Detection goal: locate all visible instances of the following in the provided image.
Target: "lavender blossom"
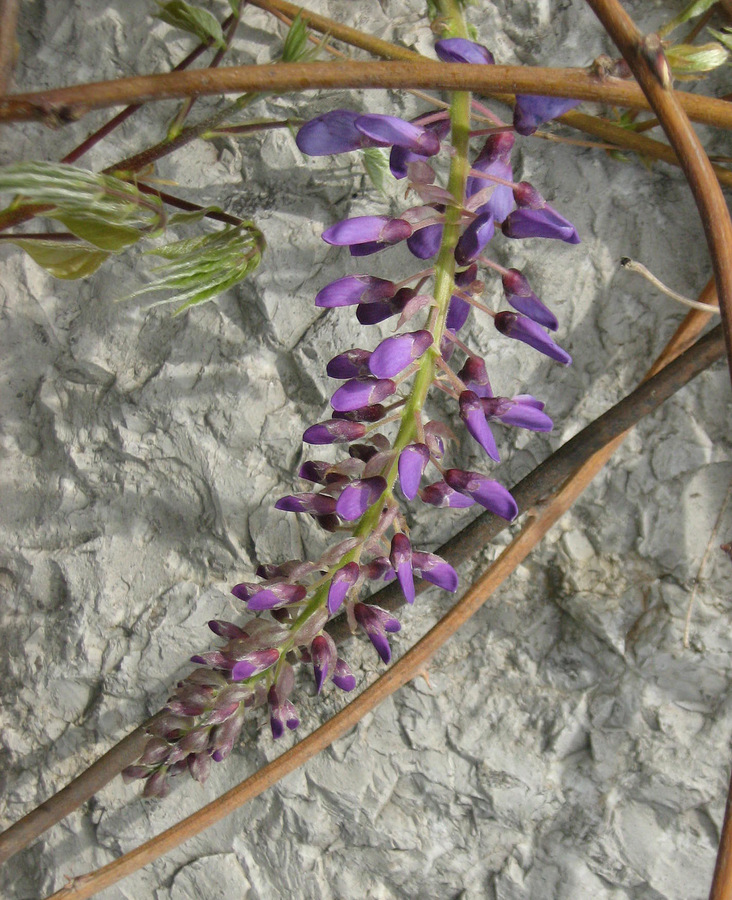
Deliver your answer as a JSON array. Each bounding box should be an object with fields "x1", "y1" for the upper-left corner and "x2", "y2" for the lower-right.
[
  {"x1": 407, "y1": 222, "x2": 444, "y2": 259},
  {"x1": 494, "y1": 311, "x2": 572, "y2": 365},
  {"x1": 446, "y1": 295, "x2": 471, "y2": 334},
  {"x1": 435, "y1": 38, "x2": 495, "y2": 65},
  {"x1": 354, "y1": 603, "x2": 401, "y2": 663},
  {"x1": 421, "y1": 481, "x2": 476, "y2": 509},
  {"x1": 296, "y1": 109, "x2": 380, "y2": 156},
  {"x1": 444, "y1": 469, "x2": 518, "y2": 520},
  {"x1": 466, "y1": 132, "x2": 515, "y2": 223},
  {"x1": 315, "y1": 275, "x2": 396, "y2": 308},
  {"x1": 327, "y1": 348, "x2": 373, "y2": 379},
  {"x1": 303, "y1": 420, "x2": 367, "y2": 445},
  {"x1": 412, "y1": 551, "x2": 458, "y2": 592},
  {"x1": 355, "y1": 114, "x2": 441, "y2": 156},
  {"x1": 332, "y1": 658, "x2": 357, "y2": 691},
  {"x1": 455, "y1": 212, "x2": 495, "y2": 265},
  {"x1": 481, "y1": 395, "x2": 553, "y2": 432},
  {"x1": 335, "y1": 476, "x2": 387, "y2": 520},
  {"x1": 310, "y1": 632, "x2": 337, "y2": 692},
  {"x1": 275, "y1": 493, "x2": 338, "y2": 515},
  {"x1": 458, "y1": 356, "x2": 492, "y2": 397},
  {"x1": 459, "y1": 390, "x2": 500, "y2": 461},
  {"x1": 502, "y1": 204, "x2": 580, "y2": 244},
  {"x1": 246, "y1": 583, "x2": 307, "y2": 612},
  {"x1": 331, "y1": 377, "x2": 397, "y2": 412},
  {"x1": 501, "y1": 268, "x2": 558, "y2": 331},
  {"x1": 398, "y1": 443, "x2": 430, "y2": 500},
  {"x1": 327, "y1": 562, "x2": 361, "y2": 615},
  {"x1": 390, "y1": 533, "x2": 415, "y2": 604},
  {"x1": 369, "y1": 330, "x2": 433, "y2": 378},
  {"x1": 322, "y1": 216, "x2": 412, "y2": 248},
  {"x1": 231, "y1": 647, "x2": 280, "y2": 681},
  {"x1": 513, "y1": 95, "x2": 581, "y2": 136}
]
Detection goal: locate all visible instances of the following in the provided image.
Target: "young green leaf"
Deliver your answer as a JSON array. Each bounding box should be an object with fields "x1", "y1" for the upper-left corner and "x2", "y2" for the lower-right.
[
  {"x1": 666, "y1": 41, "x2": 728, "y2": 77},
  {"x1": 124, "y1": 223, "x2": 265, "y2": 314},
  {"x1": 658, "y1": 0, "x2": 717, "y2": 38},
  {"x1": 361, "y1": 148, "x2": 394, "y2": 197},
  {"x1": 154, "y1": 1, "x2": 225, "y2": 47},
  {"x1": 708, "y1": 27, "x2": 732, "y2": 54},
  {"x1": 5, "y1": 237, "x2": 110, "y2": 279},
  {"x1": 282, "y1": 12, "x2": 309, "y2": 63}
]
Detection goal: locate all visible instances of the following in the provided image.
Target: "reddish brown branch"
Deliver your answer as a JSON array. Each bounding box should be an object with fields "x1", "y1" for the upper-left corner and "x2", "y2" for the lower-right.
[
  {"x1": 2, "y1": 60, "x2": 732, "y2": 129},
  {"x1": 0, "y1": 0, "x2": 19, "y2": 97}
]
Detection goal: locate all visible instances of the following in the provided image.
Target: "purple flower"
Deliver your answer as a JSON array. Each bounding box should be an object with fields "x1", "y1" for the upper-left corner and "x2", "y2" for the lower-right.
[
  {"x1": 407, "y1": 223, "x2": 444, "y2": 259},
  {"x1": 501, "y1": 268, "x2": 558, "y2": 331},
  {"x1": 444, "y1": 469, "x2": 518, "y2": 520},
  {"x1": 268, "y1": 684, "x2": 299, "y2": 739},
  {"x1": 457, "y1": 356, "x2": 492, "y2": 398},
  {"x1": 303, "y1": 420, "x2": 367, "y2": 444},
  {"x1": 494, "y1": 311, "x2": 572, "y2": 365},
  {"x1": 481, "y1": 395, "x2": 553, "y2": 432},
  {"x1": 390, "y1": 533, "x2": 414, "y2": 604},
  {"x1": 398, "y1": 443, "x2": 430, "y2": 500},
  {"x1": 275, "y1": 493, "x2": 338, "y2": 515},
  {"x1": 322, "y1": 216, "x2": 412, "y2": 248},
  {"x1": 513, "y1": 95, "x2": 581, "y2": 136},
  {"x1": 466, "y1": 132, "x2": 515, "y2": 223},
  {"x1": 446, "y1": 295, "x2": 471, "y2": 333},
  {"x1": 354, "y1": 603, "x2": 401, "y2": 663},
  {"x1": 459, "y1": 390, "x2": 500, "y2": 462},
  {"x1": 298, "y1": 460, "x2": 334, "y2": 484},
  {"x1": 246, "y1": 582, "x2": 307, "y2": 611},
  {"x1": 296, "y1": 109, "x2": 380, "y2": 156},
  {"x1": 421, "y1": 481, "x2": 476, "y2": 509},
  {"x1": 390, "y1": 117, "x2": 450, "y2": 178},
  {"x1": 455, "y1": 212, "x2": 495, "y2": 266},
  {"x1": 327, "y1": 561, "x2": 361, "y2": 614},
  {"x1": 355, "y1": 114, "x2": 440, "y2": 156},
  {"x1": 315, "y1": 275, "x2": 396, "y2": 308},
  {"x1": 412, "y1": 551, "x2": 458, "y2": 592},
  {"x1": 230, "y1": 647, "x2": 280, "y2": 682},
  {"x1": 369, "y1": 330, "x2": 433, "y2": 378},
  {"x1": 332, "y1": 657, "x2": 357, "y2": 691},
  {"x1": 356, "y1": 287, "x2": 413, "y2": 325},
  {"x1": 335, "y1": 476, "x2": 387, "y2": 521},
  {"x1": 331, "y1": 404, "x2": 387, "y2": 423},
  {"x1": 502, "y1": 206, "x2": 580, "y2": 244},
  {"x1": 331, "y1": 377, "x2": 396, "y2": 412},
  {"x1": 435, "y1": 38, "x2": 495, "y2": 65},
  {"x1": 208, "y1": 619, "x2": 246, "y2": 640},
  {"x1": 311, "y1": 632, "x2": 337, "y2": 692},
  {"x1": 327, "y1": 348, "x2": 372, "y2": 379},
  {"x1": 210, "y1": 705, "x2": 246, "y2": 762}
]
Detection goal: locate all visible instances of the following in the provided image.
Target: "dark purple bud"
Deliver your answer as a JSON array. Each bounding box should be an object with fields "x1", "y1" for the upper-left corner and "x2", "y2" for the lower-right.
[
  {"x1": 482, "y1": 395, "x2": 553, "y2": 432},
  {"x1": 323, "y1": 216, "x2": 412, "y2": 248},
  {"x1": 356, "y1": 287, "x2": 413, "y2": 325},
  {"x1": 315, "y1": 274, "x2": 396, "y2": 308},
  {"x1": 501, "y1": 268, "x2": 558, "y2": 331},
  {"x1": 363, "y1": 556, "x2": 394, "y2": 581},
  {"x1": 502, "y1": 207, "x2": 580, "y2": 244},
  {"x1": 247, "y1": 582, "x2": 307, "y2": 611},
  {"x1": 121, "y1": 765, "x2": 150, "y2": 783},
  {"x1": 230, "y1": 581, "x2": 260, "y2": 602},
  {"x1": 349, "y1": 443, "x2": 379, "y2": 463},
  {"x1": 208, "y1": 619, "x2": 246, "y2": 640},
  {"x1": 466, "y1": 132, "x2": 515, "y2": 223},
  {"x1": 389, "y1": 116, "x2": 450, "y2": 178},
  {"x1": 332, "y1": 404, "x2": 387, "y2": 423},
  {"x1": 311, "y1": 632, "x2": 337, "y2": 691},
  {"x1": 459, "y1": 390, "x2": 500, "y2": 462},
  {"x1": 335, "y1": 476, "x2": 387, "y2": 521},
  {"x1": 203, "y1": 701, "x2": 242, "y2": 726},
  {"x1": 188, "y1": 753, "x2": 212, "y2": 784},
  {"x1": 454, "y1": 263, "x2": 478, "y2": 287},
  {"x1": 412, "y1": 551, "x2": 459, "y2": 592},
  {"x1": 369, "y1": 330, "x2": 433, "y2": 378},
  {"x1": 407, "y1": 223, "x2": 444, "y2": 259},
  {"x1": 332, "y1": 657, "x2": 357, "y2": 692},
  {"x1": 513, "y1": 95, "x2": 581, "y2": 136},
  {"x1": 455, "y1": 212, "x2": 495, "y2": 266},
  {"x1": 327, "y1": 348, "x2": 372, "y2": 379},
  {"x1": 398, "y1": 443, "x2": 430, "y2": 500},
  {"x1": 494, "y1": 312, "x2": 572, "y2": 365},
  {"x1": 210, "y1": 705, "x2": 246, "y2": 761},
  {"x1": 327, "y1": 561, "x2": 361, "y2": 614},
  {"x1": 230, "y1": 647, "x2": 280, "y2": 681},
  {"x1": 354, "y1": 602, "x2": 401, "y2": 664},
  {"x1": 444, "y1": 469, "x2": 518, "y2": 520},
  {"x1": 390, "y1": 533, "x2": 414, "y2": 604},
  {"x1": 139, "y1": 737, "x2": 172, "y2": 767},
  {"x1": 190, "y1": 650, "x2": 230, "y2": 669},
  {"x1": 296, "y1": 109, "x2": 378, "y2": 155},
  {"x1": 513, "y1": 181, "x2": 546, "y2": 210},
  {"x1": 268, "y1": 685, "x2": 299, "y2": 739},
  {"x1": 298, "y1": 460, "x2": 331, "y2": 483},
  {"x1": 355, "y1": 114, "x2": 440, "y2": 156},
  {"x1": 275, "y1": 493, "x2": 338, "y2": 515},
  {"x1": 435, "y1": 38, "x2": 495, "y2": 65},
  {"x1": 457, "y1": 356, "x2": 492, "y2": 398},
  {"x1": 446, "y1": 295, "x2": 471, "y2": 334},
  {"x1": 143, "y1": 770, "x2": 171, "y2": 799},
  {"x1": 303, "y1": 419, "x2": 367, "y2": 445},
  {"x1": 331, "y1": 377, "x2": 396, "y2": 412},
  {"x1": 179, "y1": 728, "x2": 211, "y2": 755}
]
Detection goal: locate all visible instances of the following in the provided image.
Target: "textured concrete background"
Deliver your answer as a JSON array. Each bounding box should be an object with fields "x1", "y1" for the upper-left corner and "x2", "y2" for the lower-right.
[{"x1": 1, "y1": 1, "x2": 732, "y2": 898}]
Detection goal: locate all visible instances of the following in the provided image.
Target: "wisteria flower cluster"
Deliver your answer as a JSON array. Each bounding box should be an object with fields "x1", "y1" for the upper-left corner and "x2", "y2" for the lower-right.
[{"x1": 124, "y1": 37, "x2": 579, "y2": 798}]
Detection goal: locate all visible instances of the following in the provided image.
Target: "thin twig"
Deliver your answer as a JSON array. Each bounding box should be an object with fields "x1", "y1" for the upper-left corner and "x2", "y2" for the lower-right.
[
  {"x1": 61, "y1": 13, "x2": 236, "y2": 165},
  {"x1": 2, "y1": 59, "x2": 732, "y2": 129},
  {"x1": 43, "y1": 324, "x2": 727, "y2": 900},
  {"x1": 621, "y1": 257, "x2": 721, "y2": 312},
  {"x1": 0, "y1": 0, "x2": 19, "y2": 97}
]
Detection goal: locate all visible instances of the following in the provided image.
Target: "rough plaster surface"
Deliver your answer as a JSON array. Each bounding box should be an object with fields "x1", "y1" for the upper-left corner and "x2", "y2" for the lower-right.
[{"x1": 1, "y1": 1, "x2": 731, "y2": 898}]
